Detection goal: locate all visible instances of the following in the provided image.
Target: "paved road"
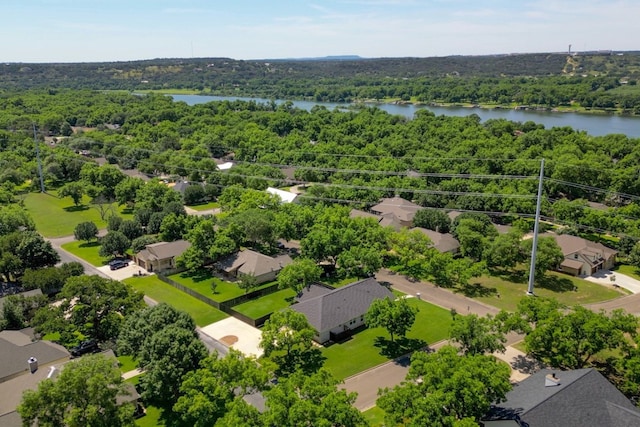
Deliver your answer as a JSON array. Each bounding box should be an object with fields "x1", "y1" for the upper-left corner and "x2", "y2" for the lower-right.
[
  {"x1": 586, "y1": 292, "x2": 640, "y2": 315},
  {"x1": 342, "y1": 270, "x2": 527, "y2": 411}
]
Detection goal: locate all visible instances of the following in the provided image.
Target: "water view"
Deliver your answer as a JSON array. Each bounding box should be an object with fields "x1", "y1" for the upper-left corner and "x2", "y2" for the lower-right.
[{"x1": 172, "y1": 94, "x2": 640, "y2": 138}]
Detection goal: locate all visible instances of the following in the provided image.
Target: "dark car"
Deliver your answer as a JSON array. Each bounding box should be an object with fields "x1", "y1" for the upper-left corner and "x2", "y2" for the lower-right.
[
  {"x1": 109, "y1": 259, "x2": 129, "y2": 270},
  {"x1": 71, "y1": 339, "x2": 99, "y2": 357}
]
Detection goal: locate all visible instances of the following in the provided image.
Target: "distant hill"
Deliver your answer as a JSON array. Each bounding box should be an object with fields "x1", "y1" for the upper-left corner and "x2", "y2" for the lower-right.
[{"x1": 263, "y1": 55, "x2": 364, "y2": 62}]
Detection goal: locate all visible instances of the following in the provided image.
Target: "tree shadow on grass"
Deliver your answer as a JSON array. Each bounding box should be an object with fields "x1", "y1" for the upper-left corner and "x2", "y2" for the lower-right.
[
  {"x1": 78, "y1": 241, "x2": 100, "y2": 248},
  {"x1": 373, "y1": 336, "x2": 427, "y2": 359},
  {"x1": 490, "y1": 268, "x2": 527, "y2": 284},
  {"x1": 179, "y1": 269, "x2": 212, "y2": 283},
  {"x1": 455, "y1": 282, "x2": 498, "y2": 298},
  {"x1": 536, "y1": 274, "x2": 576, "y2": 293},
  {"x1": 63, "y1": 205, "x2": 89, "y2": 212}
]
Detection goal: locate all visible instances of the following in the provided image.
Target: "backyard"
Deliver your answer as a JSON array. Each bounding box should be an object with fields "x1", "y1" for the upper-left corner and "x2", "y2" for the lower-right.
[
  {"x1": 124, "y1": 276, "x2": 227, "y2": 327},
  {"x1": 231, "y1": 287, "x2": 297, "y2": 319},
  {"x1": 321, "y1": 297, "x2": 452, "y2": 380},
  {"x1": 167, "y1": 270, "x2": 275, "y2": 303},
  {"x1": 23, "y1": 190, "x2": 132, "y2": 237}
]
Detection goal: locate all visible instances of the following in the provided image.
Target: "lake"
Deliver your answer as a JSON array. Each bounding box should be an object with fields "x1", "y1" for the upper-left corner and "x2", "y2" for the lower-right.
[{"x1": 171, "y1": 94, "x2": 640, "y2": 138}]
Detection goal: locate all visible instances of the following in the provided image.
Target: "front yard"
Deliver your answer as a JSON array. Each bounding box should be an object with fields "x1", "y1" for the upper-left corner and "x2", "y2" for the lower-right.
[
  {"x1": 60, "y1": 240, "x2": 107, "y2": 267},
  {"x1": 322, "y1": 297, "x2": 452, "y2": 380},
  {"x1": 459, "y1": 270, "x2": 624, "y2": 312},
  {"x1": 124, "y1": 276, "x2": 227, "y2": 327}
]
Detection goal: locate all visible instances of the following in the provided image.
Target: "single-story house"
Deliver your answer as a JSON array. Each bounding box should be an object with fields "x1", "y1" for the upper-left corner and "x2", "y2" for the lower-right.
[
  {"x1": 291, "y1": 278, "x2": 394, "y2": 344},
  {"x1": 217, "y1": 249, "x2": 292, "y2": 284},
  {"x1": 133, "y1": 240, "x2": 191, "y2": 273},
  {"x1": 370, "y1": 196, "x2": 422, "y2": 227},
  {"x1": 411, "y1": 227, "x2": 460, "y2": 254},
  {"x1": 543, "y1": 233, "x2": 617, "y2": 276},
  {"x1": 483, "y1": 368, "x2": 640, "y2": 426},
  {"x1": 266, "y1": 187, "x2": 298, "y2": 204},
  {"x1": 0, "y1": 289, "x2": 43, "y2": 312}
]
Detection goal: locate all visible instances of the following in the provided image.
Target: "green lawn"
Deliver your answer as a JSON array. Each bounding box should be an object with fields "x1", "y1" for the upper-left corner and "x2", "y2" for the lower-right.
[
  {"x1": 186, "y1": 201, "x2": 220, "y2": 211},
  {"x1": 363, "y1": 406, "x2": 386, "y2": 426},
  {"x1": 124, "y1": 276, "x2": 228, "y2": 327},
  {"x1": 61, "y1": 240, "x2": 107, "y2": 266},
  {"x1": 615, "y1": 264, "x2": 640, "y2": 281},
  {"x1": 322, "y1": 276, "x2": 360, "y2": 288},
  {"x1": 23, "y1": 191, "x2": 132, "y2": 238},
  {"x1": 322, "y1": 298, "x2": 452, "y2": 380},
  {"x1": 135, "y1": 406, "x2": 163, "y2": 427},
  {"x1": 117, "y1": 355, "x2": 138, "y2": 373},
  {"x1": 232, "y1": 288, "x2": 297, "y2": 319},
  {"x1": 460, "y1": 270, "x2": 623, "y2": 312},
  {"x1": 167, "y1": 270, "x2": 256, "y2": 302}
]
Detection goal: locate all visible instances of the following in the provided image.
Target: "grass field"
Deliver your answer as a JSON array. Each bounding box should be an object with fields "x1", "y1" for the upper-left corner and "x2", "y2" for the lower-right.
[
  {"x1": 167, "y1": 270, "x2": 274, "y2": 303},
  {"x1": 117, "y1": 355, "x2": 138, "y2": 373},
  {"x1": 322, "y1": 298, "x2": 452, "y2": 380},
  {"x1": 615, "y1": 264, "x2": 640, "y2": 281},
  {"x1": 363, "y1": 406, "x2": 386, "y2": 426},
  {"x1": 460, "y1": 270, "x2": 623, "y2": 312},
  {"x1": 124, "y1": 276, "x2": 227, "y2": 326},
  {"x1": 61, "y1": 240, "x2": 107, "y2": 266},
  {"x1": 322, "y1": 276, "x2": 360, "y2": 288},
  {"x1": 232, "y1": 288, "x2": 297, "y2": 319},
  {"x1": 23, "y1": 191, "x2": 132, "y2": 237}
]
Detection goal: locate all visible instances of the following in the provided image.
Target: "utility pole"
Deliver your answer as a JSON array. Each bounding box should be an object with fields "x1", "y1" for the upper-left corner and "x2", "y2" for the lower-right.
[
  {"x1": 527, "y1": 158, "x2": 545, "y2": 295},
  {"x1": 33, "y1": 124, "x2": 45, "y2": 193}
]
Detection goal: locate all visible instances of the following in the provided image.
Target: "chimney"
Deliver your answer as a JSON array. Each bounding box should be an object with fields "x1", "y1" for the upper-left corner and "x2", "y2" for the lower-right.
[
  {"x1": 545, "y1": 372, "x2": 560, "y2": 387},
  {"x1": 28, "y1": 357, "x2": 38, "y2": 374}
]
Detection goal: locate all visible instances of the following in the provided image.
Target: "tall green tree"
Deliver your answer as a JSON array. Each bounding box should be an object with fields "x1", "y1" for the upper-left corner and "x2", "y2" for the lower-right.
[
  {"x1": 449, "y1": 313, "x2": 506, "y2": 355},
  {"x1": 260, "y1": 309, "x2": 320, "y2": 376},
  {"x1": 413, "y1": 208, "x2": 451, "y2": 233},
  {"x1": 58, "y1": 181, "x2": 86, "y2": 206},
  {"x1": 276, "y1": 258, "x2": 322, "y2": 294},
  {"x1": 521, "y1": 235, "x2": 564, "y2": 280},
  {"x1": 18, "y1": 354, "x2": 136, "y2": 427},
  {"x1": 377, "y1": 346, "x2": 512, "y2": 426},
  {"x1": 74, "y1": 220, "x2": 99, "y2": 243},
  {"x1": 99, "y1": 231, "x2": 130, "y2": 258},
  {"x1": 365, "y1": 297, "x2": 418, "y2": 343}
]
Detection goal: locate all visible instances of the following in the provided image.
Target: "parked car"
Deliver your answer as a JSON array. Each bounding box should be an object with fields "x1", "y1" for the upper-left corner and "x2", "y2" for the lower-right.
[
  {"x1": 109, "y1": 259, "x2": 129, "y2": 270},
  {"x1": 71, "y1": 339, "x2": 99, "y2": 357}
]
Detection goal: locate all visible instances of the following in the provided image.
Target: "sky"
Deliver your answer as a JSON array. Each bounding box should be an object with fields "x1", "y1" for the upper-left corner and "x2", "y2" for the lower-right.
[{"x1": 0, "y1": 0, "x2": 637, "y2": 63}]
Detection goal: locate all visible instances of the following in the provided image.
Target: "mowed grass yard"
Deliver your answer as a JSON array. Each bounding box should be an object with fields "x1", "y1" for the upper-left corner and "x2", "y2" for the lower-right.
[
  {"x1": 232, "y1": 288, "x2": 297, "y2": 319},
  {"x1": 167, "y1": 270, "x2": 274, "y2": 303},
  {"x1": 60, "y1": 240, "x2": 107, "y2": 266},
  {"x1": 23, "y1": 191, "x2": 133, "y2": 238},
  {"x1": 322, "y1": 297, "x2": 452, "y2": 380},
  {"x1": 124, "y1": 276, "x2": 227, "y2": 327},
  {"x1": 460, "y1": 270, "x2": 624, "y2": 312}
]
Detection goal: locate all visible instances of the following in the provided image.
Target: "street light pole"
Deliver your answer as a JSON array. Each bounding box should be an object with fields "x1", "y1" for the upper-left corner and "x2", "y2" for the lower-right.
[{"x1": 527, "y1": 158, "x2": 545, "y2": 296}]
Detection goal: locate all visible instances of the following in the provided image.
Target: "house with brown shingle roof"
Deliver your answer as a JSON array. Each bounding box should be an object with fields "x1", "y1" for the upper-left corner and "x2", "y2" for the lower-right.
[
  {"x1": 133, "y1": 240, "x2": 191, "y2": 273},
  {"x1": 411, "y1": 227, "x2": 460, "y2": 254},
  {"x1": 369, "y1": 197, "x2": 422, "y2": 227},
  {"x1": 543, "y1": 233, "x2": 617, "y2": 276},
  {"x1": 217, "y1": 249, "x2": 292, "y2": 284}
]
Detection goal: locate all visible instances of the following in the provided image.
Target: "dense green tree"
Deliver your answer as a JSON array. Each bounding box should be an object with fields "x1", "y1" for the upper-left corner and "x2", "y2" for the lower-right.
[
  {"x1": 413, "y1": 209, "x2": 451, "y2": 233},
  {"x1": 521, "y1": 235, "x2": 564, "y2": 280},
  {"x1": 107, "y1": 213, "x2": 123, "y2": 232},
  {"x1": 173, "y1": 350, "x2": 270, "y2": 427},
  {"x1": 449, "y1": 313, "x2": 506, "y2": 355},
  {"x1": 377, "y1": 345, "x2": 512, "y2": 426},
  {"x1": 99, "y1": 231, "x2": 130, "y2": 258},
  {"x1": 0, "y1": 205, "x2": 35, "y2": 236},
  {"x1": 261, "y1": 369, "x2": 366, "y2": 427},
  {"x1": 276, "y1": 258, "x2": 322, "y2": 294},
  {"x1": 136, "y1": 179, "x2": 182, "y2": 212},
  {"x1": 13, "y1": 231, "x2": 60, "y2": 272},
  {"x1": 138, "y1": 324, "x2": 208, "y2": 407},
  {"x1": 74, "y1": 220, "x2": 99, "y2": 243},
  {"x1": 130, "y1": 235, "x2": 158, "y2": 252},
  {"x1": 115, "y1": 176, "x2": 144, "y2": 208},
  {"x1": 484, "y1": 230, "x2": 526, "y2": 270},
  {"x1": 523, "y1": 306, "x2": 637, "y2": 369},
  {"x1": 365, "y1": 296, "x2": 418, "y2": 343},
  {"x1": 117, "y1": 303, "x2": 196, "y2": 357},
  {"x1": 159, "y1": 212, "x2": 186, "y2": 241},
  {"x1": 118, "y1": 219, "x2": 143, "y2": 241},
  {"x1": 183, "y1": 184, "x2": 206, "y2": 205},
  {"x1": 18, "y1": 354, "x2": 136, "y2": 427},
  {"x1": 58, "y1": 181, "x2": 86, "y2": 206},
  {"x1": 337, "y1": 245, "x2": 383, "y2": 278},
  {"x1": 260, "y1": 309, "x2": 320, "y2": 376}
]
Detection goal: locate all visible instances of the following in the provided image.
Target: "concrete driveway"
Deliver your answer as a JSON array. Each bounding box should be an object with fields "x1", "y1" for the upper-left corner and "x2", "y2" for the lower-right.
[
  {"x1": 583, "y1": 270, "x2": 640, "y2": 294},
  {"x1": 96, "y1": 263, "x2": 150, "y2": 281}
]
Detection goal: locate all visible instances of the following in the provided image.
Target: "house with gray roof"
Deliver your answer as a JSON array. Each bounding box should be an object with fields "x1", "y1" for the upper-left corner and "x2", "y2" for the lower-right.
[
  {"x1": 291, "y1": 278, "x2": 394, "y2": 344},
  {"x1": 370, "y1": 197, "x2": 422, "y2": 227},
  {"x1": 411, "y1": 227, "x2": 460, "y2": 254},
  {"x1": 133, "y1": 240, "x2": 191, "y2": 273},
  {"x1": 483, "y1": 368, "x2": 640, "y2": 427},
  {"x1": 541, "y1": 233, "x2": 617, "y2": 276},
  {"x1": 0, "y1": 289, "x2": 42, "y2": 313},
  {"x1": 349, "y1": 209, "x2": 403, "y2": 231},
  {"x1": 217, "y1": 249, "x2": 292, "y2": 284}
]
